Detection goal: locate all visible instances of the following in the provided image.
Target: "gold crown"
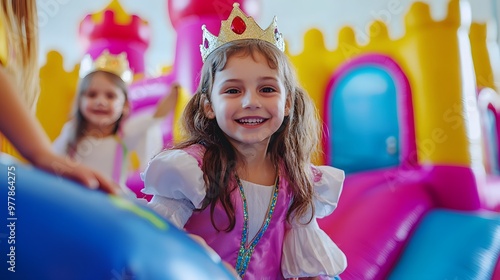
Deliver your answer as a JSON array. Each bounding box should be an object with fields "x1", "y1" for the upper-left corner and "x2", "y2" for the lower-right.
[
  {"x1": 200, "y1": 3, "x2": 285, "y2": 62},
  {"x1": 79, "y1": 50, "x2": 133, "y2": 84}
]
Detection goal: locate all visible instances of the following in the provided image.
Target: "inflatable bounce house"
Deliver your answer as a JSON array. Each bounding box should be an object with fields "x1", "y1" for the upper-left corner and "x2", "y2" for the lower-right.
[
  {"x1": 294, "y1": 0, "x2": 500, "y2": 279},
  {"x1": 2, "y1": 0, "x2": 500, "y2": 278}
]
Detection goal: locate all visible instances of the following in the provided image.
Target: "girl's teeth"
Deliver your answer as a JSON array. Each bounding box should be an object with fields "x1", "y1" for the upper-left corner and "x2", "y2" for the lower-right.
[{"x1": 239, "y1": 118, "x2": 263, "y2": 124}]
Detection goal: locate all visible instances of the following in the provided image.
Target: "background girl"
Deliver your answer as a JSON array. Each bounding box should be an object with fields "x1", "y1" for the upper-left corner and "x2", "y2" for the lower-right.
[
  {"x1": 53, "y1": 56, "x2": 179, "y2": 193},
  {"x1": 142, "y1": 4, "x2": 347, "y2": 279}
]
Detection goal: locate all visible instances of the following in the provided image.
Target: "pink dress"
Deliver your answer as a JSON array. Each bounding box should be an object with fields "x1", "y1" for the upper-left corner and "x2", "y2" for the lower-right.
[{"x1": 142, "y1": 144, "x2": 347, "y2": 279}]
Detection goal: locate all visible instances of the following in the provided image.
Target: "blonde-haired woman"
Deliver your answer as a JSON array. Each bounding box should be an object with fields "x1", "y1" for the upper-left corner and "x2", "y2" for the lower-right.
[{"x1": 0, "y1": 0, "x2": 118, "y2": 194}]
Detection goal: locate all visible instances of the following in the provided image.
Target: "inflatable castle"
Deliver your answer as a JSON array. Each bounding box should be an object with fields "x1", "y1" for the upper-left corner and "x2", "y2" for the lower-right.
[
  {"x1": 292, "y1": 0, "x2": 500, "y2": 278},
  {"x1": 2, "y1": 0, "x2": 500, "y2": 279}
]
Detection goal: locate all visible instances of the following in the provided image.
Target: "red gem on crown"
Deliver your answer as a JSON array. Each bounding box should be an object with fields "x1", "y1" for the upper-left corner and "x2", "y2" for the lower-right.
[
  {"x1": 199, "y1": 3, "x2": 284, "y2": 62},
  {"x1": 231, "y1": 16, "x2": 246, "y2": 34}
]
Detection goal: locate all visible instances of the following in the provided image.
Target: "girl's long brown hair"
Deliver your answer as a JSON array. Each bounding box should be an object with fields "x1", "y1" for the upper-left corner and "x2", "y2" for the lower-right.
[
  {"x1": 175, "y1": 39, "x2": 321, "y2": 231},
  {"x1": 1, "y1": 0, "x2": 39, "y2": 112}
]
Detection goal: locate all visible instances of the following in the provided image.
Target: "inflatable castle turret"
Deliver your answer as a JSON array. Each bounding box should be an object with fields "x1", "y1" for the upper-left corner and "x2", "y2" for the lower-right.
[
  {"x1": 165, "y1": 0, "x2": 260, "y2": 93},
  {"x1": 79, "y1": 0, "x2": 150, "y2": 77}
]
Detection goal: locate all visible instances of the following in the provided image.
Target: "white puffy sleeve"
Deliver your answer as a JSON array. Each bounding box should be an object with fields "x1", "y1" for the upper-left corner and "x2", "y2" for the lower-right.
[
  {"x1": 52, "y1": 121, "x2": 75, "y2": 155},
  {"x1": 141, "y1": 149, "x2": 206, "y2": 228},
  {"x1": 122, "y1": 111, "x2": 164, "y2": 168},
  {"x1": 281, "y1": 165, "x2": 347, "y2": 279}
]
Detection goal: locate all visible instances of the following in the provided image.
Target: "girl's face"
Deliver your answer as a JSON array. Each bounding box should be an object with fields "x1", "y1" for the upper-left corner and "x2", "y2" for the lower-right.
[
  {"x1": 79, "y1": 72, "x2": 127, "y2": 131},
  {"x1": 207, "y1": 52, "x2": 289, "y2": 146}
]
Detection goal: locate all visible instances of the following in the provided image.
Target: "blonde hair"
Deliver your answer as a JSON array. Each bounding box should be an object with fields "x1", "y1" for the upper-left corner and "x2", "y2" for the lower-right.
[
  {"x1": 1, "y1": 0, "x2": 39, "y2": 112},
  {"x1": 176, "y1": 39, "x2": 321, "y2": 230}
]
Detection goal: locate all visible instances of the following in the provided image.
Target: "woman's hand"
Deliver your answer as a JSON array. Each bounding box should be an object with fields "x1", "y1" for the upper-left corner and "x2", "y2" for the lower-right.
[{"x1": 31, "y1": 151, "x2": 121, "y2": 195}]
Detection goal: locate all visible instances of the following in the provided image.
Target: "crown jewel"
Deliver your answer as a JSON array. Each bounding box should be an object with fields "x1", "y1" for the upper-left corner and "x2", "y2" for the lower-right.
[
  {"x1": 200, "y1": 3, "x2": 285, "y2": 62},
  {"x1": 79, "y1": 50, "x2": 133, "y2": 83}
]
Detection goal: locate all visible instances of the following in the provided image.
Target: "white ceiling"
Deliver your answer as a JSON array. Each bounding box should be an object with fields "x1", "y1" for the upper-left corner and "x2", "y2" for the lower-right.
[{"x1": 37, "y1": 0, "x2": 495, "y2": 74}]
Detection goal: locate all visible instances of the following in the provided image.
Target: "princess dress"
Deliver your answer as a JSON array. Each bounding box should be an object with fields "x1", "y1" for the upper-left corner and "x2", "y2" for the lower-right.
[{"x1": 142, "y1": 144, "x2": 347, "y2": 279}]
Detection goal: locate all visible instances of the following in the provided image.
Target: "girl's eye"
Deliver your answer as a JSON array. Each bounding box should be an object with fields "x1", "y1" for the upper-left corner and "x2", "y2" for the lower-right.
[
  {"x1": 106, "y1": 92, "x2": 117, "y2": 100},
  {"x1": 224, "y1": 88, "x2": 239, "y2": 94},
  {"x1": 261, "y1": 87, "x2": 276, "y2": 93},
  {"x1": 85, "y1": 91, "x2": 97, "y2": 98}
]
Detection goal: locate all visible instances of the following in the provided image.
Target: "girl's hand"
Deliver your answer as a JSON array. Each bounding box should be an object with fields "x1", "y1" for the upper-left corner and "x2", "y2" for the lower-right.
[
  {"x1": 153, "y1": 83, "x2": 180, "y2": 119},
  {"x1": 32, "y1": 151, "x2": 121, "y2": 195}
]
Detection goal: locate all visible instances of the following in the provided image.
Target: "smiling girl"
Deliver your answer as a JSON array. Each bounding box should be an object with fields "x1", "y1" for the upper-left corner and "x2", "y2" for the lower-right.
[
  {"x1": 141, "y1": 4, "x2": 347, "y2": 279},
  {"x1": 53, "y1": 53, "x2": 178, "y2": 192}
]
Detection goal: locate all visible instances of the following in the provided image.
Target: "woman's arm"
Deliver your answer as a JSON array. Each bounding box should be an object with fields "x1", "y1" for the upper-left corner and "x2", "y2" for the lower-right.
[{"x1": 0, "y1": 66, "x2": 120, "y2": 194}]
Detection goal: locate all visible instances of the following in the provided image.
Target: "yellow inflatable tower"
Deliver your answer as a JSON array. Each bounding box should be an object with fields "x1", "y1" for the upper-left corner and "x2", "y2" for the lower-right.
[{"x1": 289, "y1": 0, "x2": 484, "y2": 173}]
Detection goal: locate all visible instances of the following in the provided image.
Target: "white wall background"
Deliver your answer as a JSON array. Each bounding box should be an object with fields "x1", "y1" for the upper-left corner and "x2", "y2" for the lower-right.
[{"x1": 37, "y1": 0, "x2": 496, "y2": 74}]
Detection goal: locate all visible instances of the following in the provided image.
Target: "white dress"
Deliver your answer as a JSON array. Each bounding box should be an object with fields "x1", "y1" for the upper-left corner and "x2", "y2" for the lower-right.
[
  {"x1": 141, "y1": 149, "x2": 348, "y2": 278},
  {"x1": 53, "y1": 111, "x2": 164, "y2": 187}
]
